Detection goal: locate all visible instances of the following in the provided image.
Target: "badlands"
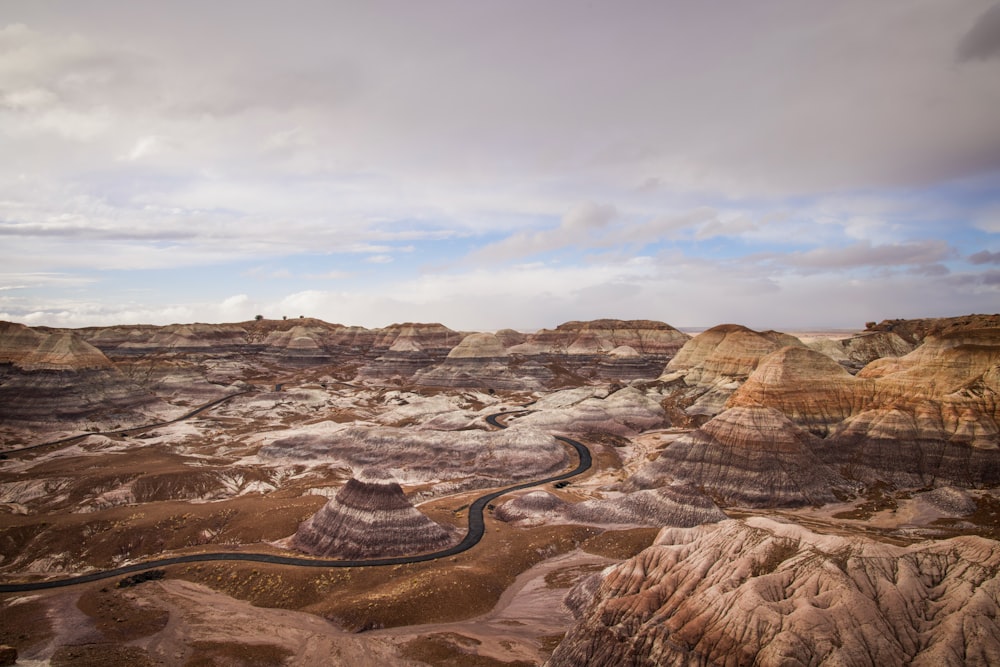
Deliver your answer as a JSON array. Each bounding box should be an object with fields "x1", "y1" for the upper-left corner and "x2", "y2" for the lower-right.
[{"x1": 0, "y1": 314, "x2": 998, "y2": 666}]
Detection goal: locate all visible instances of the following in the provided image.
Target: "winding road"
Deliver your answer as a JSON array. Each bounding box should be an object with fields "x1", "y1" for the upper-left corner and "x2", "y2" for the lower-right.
[{"x1": 0, "y1": 404, "x2": 591, "y2": 592}]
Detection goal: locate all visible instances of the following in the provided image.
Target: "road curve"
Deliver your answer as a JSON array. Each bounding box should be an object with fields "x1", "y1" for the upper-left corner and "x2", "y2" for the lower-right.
[{"x1": 0, "y1": 408, "x2": 591, "y2": 592}]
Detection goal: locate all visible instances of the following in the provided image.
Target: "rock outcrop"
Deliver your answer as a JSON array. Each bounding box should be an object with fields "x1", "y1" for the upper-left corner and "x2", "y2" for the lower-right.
[
  {"x1": 864, "y1": 313, "x2": 1000, "y2": 345},
  {"x1": 496, "y1": 485, "x2": 726, "y2": 528},
  {"x1": 727, "y1": 345, "x2": 868, "y2": 436},
  {"x1": 292, "y1": 468, "x2": 457, "y2": 559},
  {"x1": 628, "y1": 406, "x2": 850, "y2": 507},
  {"x1": 658, "y1": 324, "x2": 804, "y2": 420},
  {"x1": 807, "y1": 330, "x2": 915, "y2": 372},
  {"x1": 0, "y1": 321, "x2": 171, "y2": 430},
  {"x1": 260, "y1": 423, "x2": 570, "y2": 490},
  {"x1": 550, "y1": 518, "x2": 1000, "y2": 666},
  {"x1": 357, "y1": 323, "x2": 466, "y2": 382},
  {"x1": 518, "y1": 386, "x2": 667, "y2": 436}
]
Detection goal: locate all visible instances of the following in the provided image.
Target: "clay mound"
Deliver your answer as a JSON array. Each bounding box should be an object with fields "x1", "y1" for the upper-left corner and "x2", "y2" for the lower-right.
[
  {"x1": 807, "y1": 330, "x2": 915, "y2": 371},
  {"x1": 22, "y1": 333, "x2": 114, "y2": 371},
  {"x1": 145, "y1": 323, "x2": 248, "y2": 350},
  {"x1": 494, "y1": 328, "x2": 527, "y2": 347},
  {"x1": 658, "y1": 324, "x2": 805, "y2": 420},
  {"x1": 497, "y1": 484, "x2": 725, "y2": 529},
  {"x1": 494, "y1": 490, "x2": 567, "y2": 522},
  {"x1": 371, "y1": 322, "x2": 463, "y2": 352},
  {"x1": 921, "y1": 486, "x2": 977, "y2": 515},
  {"x1": 565, "y1": 485, "x2": 726, "y2": 528},
  {"x1": 727, "y1": 345, "x2": 867, "y2": 435},
  {"x1": 529, "y1": 319, "x2": 688, "y2": 356},
  {"x1": 0, "y1": 321, "x2": 45, "y2": 363},
  {"x1": 607, "y1": 345, "x2": 640, "y2": 358},
  {"x1": 664, "y1": 324, "x2": 804, "y2": 383},
  {"x1": 1, "y1": 322, "x2": 113, "y2": 371},
  {"x1": 552, "y1": 518, "x2": 1000, "y2": 666},
  {"x1": 291, "y1": 468, "x2": 457, "y2": 559},
  {"x1": 630, "y1": 406, "x2": 849, "y2": 507},
  {"x1": 820, "y1": 407, "x2": 1000, "y2": 487},
  {"x1": 445, "y1": 332, "x2": 508, "y2": 359},
  {"x1": 858, "y1": 328, "x2": 1000, "y2": 394}
]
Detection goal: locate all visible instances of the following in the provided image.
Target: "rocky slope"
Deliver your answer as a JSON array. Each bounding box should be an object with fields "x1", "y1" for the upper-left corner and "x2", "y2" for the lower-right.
[
  {"x1": 291, "y1": 468, "x2": 457, "y2": 559},
  {"x1": 0, "y1": 321, "x2": 172, "y2": 431},
  {"x1": 259, "y1": 422, "x2": 570, "y2": 494},
  {"x1": 807, "y1": 330, "x2": 915, "y2": 372},
  {"x1": 415, "y1": 319, "x2": 690, "y2": 389},
  {"x1": 727, "y1": 345, "x2": 867, "y2": 436},
  {"x1": 496, "y1": 485, "x2": 726, "y2": 529},
  {"x1": 628, "y1": 406, "x2": 850, "y2": 507},
  {"x1": 550, "y1": 518, "x2": 1000, "y2": 666},
  {"x1": 658, "y1": 324, "x2": 805, "y2": 422}
]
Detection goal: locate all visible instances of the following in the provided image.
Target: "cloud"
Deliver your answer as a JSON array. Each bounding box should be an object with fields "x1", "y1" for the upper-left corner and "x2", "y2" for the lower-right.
[
  {"x1": 957, "y1": 3, "x2": 1000, "y2": 61},
  {"x1": 1, "y1": 5, "x2": 999, "y2": 331},
  {"x1": 781, "y1": 240, "x2": 953, "y2": 271},
  {"x1": 563, "y1": 202, "x2": 617, "y2": 230},
  {"x1": 970, "y1": 249, "x2": 1000, "y2": 264}
]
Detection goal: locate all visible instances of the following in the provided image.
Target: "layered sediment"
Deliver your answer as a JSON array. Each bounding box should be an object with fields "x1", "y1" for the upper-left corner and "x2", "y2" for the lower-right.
[
  {"x1": 292, "y1": 468, "x2": 457, "y2": 559},
  {"x1": 0, "y1": 322, "x2": 170, "y2": 430},
  {"x1": 496, "y1": 485, "x2": 726, "y2": 528},
  {"x1": 658, "y1": 324, "x2": 805, "y2": 420},
  {"x1": 550, "y1": 518, "x2": 1000, "y2": 666},
  {"x1": 628, "y1": 406, "x2": 849, "y2": 507}
]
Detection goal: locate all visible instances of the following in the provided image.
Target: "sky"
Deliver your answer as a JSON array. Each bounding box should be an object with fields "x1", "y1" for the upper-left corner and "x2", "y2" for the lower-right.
[{"x1": 1, "y1": 1, "x2": 999, "y2": 332}]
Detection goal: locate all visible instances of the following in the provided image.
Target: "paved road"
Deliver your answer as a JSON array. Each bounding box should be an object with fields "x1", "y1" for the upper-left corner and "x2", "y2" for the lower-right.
[
  {"x1": 0, "y1": 407, "x2": 591, "y2": 592},
  {"x1": 0, "y1": 391, "x2": 249, "y2": 458}
]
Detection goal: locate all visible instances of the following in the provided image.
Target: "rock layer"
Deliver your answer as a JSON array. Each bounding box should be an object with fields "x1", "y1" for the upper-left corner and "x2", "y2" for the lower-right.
[
  {"x1": 550, "y1": 518, "x2": 1000, "y2": 666},
  {"x1": 658, "y1": 324, "x2": 804, "y2": 419},
  {"x1": 629, "y1": 406, "x2": 849, "y2": 507},
  {"x1": 292, "y1": 468, "x2": 456, "y2": 559},
  {"x1": 0, "y1": 322, "x2": 170, "y2": 429},
  {"x1": 496, "y1": 485, "x2": 726, "y2": 528}
]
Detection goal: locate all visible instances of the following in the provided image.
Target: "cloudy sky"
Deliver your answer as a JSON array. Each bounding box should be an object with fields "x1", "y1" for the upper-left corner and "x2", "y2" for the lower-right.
[{"x1": 2, "y1": 1, "x2": 999, "y2": 332}]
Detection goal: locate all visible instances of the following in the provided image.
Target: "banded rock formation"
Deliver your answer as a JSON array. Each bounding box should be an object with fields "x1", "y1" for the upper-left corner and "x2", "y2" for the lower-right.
[
  {"x1": 727, "y1": 345, "x2": 867, "y2": 436},
  {"x1": 627, "y1": 406, "x2": 849, "y2": 507},
  {"x1": 518, "y1": 386, "x2": 667, "y2": 436},
  {"x1": 550, "y1": 518, "x2": 1000, "y2": 666},
  {"x1": 807, "y1": 330, "x2": 915, "y2": 372},
  {"x1": 659, "y1": 324, "x2": 805, "y2": 420},
  {"x1": 412, "y1": 332, "x2": 549, "y2": 390},
  {"x1": 357, "y1": 323, "x2": 466, "y2": 382},
  {"x1": 415, "y1": 320, "x2": 689, "y2": 389},
  {"x1": 0, "y1": 321, "x2": 170, "y2": 430},
  {"x1": 260, "y1": 423, "x2": 570, "y2": 490},
  {"x1": 292, "y1": 468, "x2": 457, "y2": 559},
  {"x1": 724, "y1": 328, "x2": 1000, "y2": 486},
  {"x1": 496, "y1": 485, "x2": 726, "y2": 528}
]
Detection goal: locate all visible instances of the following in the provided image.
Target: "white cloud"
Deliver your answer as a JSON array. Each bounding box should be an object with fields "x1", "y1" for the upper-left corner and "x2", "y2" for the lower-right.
[{"x1": 0, "y1": 4, "x2": 998, "y2": 331}]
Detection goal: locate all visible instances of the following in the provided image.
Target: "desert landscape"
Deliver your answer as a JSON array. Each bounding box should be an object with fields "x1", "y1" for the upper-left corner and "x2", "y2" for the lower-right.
[
  {"x1": 4, "y1": 1, "x2": 999, "y2": 664},
  {"x1": 0, "y1": 314, "x2": 998, "y2": 666}
]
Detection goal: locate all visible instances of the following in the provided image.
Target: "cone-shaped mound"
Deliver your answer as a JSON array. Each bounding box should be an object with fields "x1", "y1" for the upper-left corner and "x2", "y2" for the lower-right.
[
  {"x1": 630, "y1": 406, "x2": 850, "y2": 507},
  {"x1": 727, "y1": 345, "x2": 866, "y2": 435},
  {"x1": 291, "y1": 468, "x2": 457, "y2": 559},
  {"x1": 664, "y1": 324, "x2": 803, "y2": 385}
]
